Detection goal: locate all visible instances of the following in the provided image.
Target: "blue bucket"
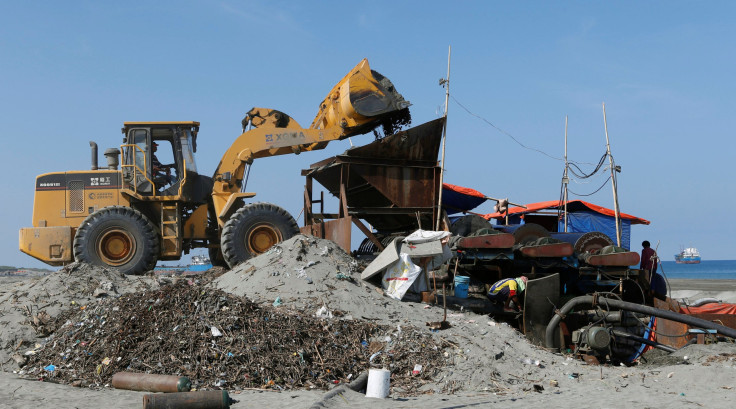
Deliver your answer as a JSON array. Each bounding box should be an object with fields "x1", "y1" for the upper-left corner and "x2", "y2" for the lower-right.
[{"x1": 454, "y1": 275, "x2": 470, "y2": 298}]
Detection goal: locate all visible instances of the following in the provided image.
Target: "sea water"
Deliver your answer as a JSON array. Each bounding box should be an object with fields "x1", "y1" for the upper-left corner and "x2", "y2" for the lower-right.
[{"x1": 659, "y1": 260, "x2": 736, "y2": 280}]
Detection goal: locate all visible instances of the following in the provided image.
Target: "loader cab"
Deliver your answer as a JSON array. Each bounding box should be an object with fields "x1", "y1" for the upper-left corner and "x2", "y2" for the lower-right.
[{"x1": 121, "y1": 122, "x2": 204, "y2": 200}]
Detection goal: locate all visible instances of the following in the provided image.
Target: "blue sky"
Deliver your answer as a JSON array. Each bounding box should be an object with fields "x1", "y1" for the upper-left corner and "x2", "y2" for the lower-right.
[{"x1": 2, "y1": 1, "x2": 734, "y2": 268}]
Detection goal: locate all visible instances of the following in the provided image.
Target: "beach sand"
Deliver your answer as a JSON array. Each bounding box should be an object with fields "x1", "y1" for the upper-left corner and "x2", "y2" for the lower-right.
[{"x1": 1, "y1": 249, "x2": 735, "y2": 408}]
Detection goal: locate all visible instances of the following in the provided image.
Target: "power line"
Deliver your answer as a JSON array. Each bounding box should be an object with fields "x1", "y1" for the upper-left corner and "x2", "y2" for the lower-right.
[{"x1": 451, "y1": 96, "x2": 598, "y2": 166}]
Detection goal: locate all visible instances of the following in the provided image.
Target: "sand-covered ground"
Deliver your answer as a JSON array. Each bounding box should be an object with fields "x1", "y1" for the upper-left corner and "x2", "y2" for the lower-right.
[{"x1": 1, "y1": 236, "x2": 735, "y2": 408}]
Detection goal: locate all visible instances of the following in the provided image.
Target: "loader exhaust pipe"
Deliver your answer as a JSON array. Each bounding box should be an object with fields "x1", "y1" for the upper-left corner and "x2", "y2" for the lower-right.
[{"x1": 89, "y1": 141, "x2": 98, "y2": 170}]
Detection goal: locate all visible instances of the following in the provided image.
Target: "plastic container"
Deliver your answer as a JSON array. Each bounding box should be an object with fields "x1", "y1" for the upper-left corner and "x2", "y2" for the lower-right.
[
  {"x1": 454, "y1": 275, "x2": 470, "y2": 298},
  {"x1": 366, "y1": 368, "x2": 391, "y2": 398}
]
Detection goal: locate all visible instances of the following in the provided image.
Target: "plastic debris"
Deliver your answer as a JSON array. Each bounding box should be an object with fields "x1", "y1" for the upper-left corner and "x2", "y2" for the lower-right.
[
  {"x1": 521, "y1": 358, "x2": 541, "y2": 366},
  {"x1": 315, "y1": 305, "x2": 333, "y2": 319},
  {"x1": 412, "y1": 364, "x2": 422, "y2": 375},
  {"x1": 273, "y1": 297, "x2": 283, "y2": 307},
  {"x1": 211, "y1": 326, "x2": 223, "y2": 337},
  {"x1": 44, "y1": 364, "x2": 56, "y2": 372},
  {"x1": 23, "y1": 280, "x2": 446, "y2": 392}
]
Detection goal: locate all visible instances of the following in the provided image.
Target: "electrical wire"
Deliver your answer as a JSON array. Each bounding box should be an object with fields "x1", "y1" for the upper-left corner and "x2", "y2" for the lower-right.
[
  {"x1": 569, "y1": 176, "x2": 611, "y2": 197},
  {"x1": 569, "y1": 153, "x2": 607, "y2": 179},
  {"x1": 451, "y1": 96, "x2": 599, "y2": 165}
]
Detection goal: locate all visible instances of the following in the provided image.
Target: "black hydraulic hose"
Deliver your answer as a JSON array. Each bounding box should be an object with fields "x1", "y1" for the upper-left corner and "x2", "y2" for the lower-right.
[
  {"x1": 545, "y1": 295, "x2": 736, "y2": 350},
  {"x1": 611, "y1": 330, "x2": 677, "y2": 353}
]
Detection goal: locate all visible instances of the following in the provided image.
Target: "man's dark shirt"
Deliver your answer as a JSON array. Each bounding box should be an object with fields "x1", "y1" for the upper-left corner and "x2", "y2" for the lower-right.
[{"x1": 640, "y1": 247, "x2": 657, "y2": 273}]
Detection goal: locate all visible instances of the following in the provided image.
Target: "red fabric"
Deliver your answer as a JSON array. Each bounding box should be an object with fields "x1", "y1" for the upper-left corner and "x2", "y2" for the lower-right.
[
  {"x1": 642, "y1": 317, "x2": 657, "y2": 356},
  {"x1": 482, "y1": 199, "x2": 650, "y2": 225},
  {"x1": 679, "y1": 303, "x2": 736, "y2": 315},
  {"x1": 640, "y1": 247, "x2": 657, "y2": 272},
  {"x1": 443, "y1": 183, "x2": 486, "y2": 198}
]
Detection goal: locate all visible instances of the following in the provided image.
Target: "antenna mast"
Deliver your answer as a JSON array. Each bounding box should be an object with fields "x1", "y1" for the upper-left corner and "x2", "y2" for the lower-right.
[
  {"x1": 603, "y1": 103, "x2": 622, "y2": 246},
  {"x1": 562, "y1": 115, "x2": 570, "y2": 233},
  {"x1": 435, "y1": 45, "x2": 451, "y2": 231}
]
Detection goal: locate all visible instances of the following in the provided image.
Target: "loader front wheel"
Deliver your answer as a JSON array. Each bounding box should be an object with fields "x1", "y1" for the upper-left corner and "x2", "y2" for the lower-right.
[
  {"x1": 221, "y1": 202, "x2": 299, "y2": 268},
  {"x1": 73, "y1": 206, "x2": 159, "y2": 275}
]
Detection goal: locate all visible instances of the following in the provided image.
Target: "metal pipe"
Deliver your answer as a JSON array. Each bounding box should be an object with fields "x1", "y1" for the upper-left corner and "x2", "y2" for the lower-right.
[
  {"x1": 602, "y1": 103, "x2": 622, "y2": 246},
  {"x1": 563, "y1": 115, "x2": 568, "y2": 232},
  {"x1": 89, "y1": 141, "x2": 98, "y2": 170},
  {"x1": 435, "y1": 45, "x2": 451, "y2": 231},
  {"x1": 545, "y1": 295, "x2": 736, "y2": 350}
]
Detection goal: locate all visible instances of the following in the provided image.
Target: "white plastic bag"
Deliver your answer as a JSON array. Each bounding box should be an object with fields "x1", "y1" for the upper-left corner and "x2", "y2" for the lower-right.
[{"x1": 382, "y1": 253, "x2": 423, "y2": 300}]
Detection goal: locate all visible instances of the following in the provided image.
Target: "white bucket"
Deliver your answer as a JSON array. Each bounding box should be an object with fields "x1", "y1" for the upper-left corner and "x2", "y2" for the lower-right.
[{"x1": 365, "y1": 368, "x2": 390, "y2": 398}]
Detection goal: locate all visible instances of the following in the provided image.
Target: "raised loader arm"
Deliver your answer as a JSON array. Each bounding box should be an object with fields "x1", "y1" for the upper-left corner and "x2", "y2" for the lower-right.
[{"x1": 211, "y1": 58, "x2": 411, "y2": 225}]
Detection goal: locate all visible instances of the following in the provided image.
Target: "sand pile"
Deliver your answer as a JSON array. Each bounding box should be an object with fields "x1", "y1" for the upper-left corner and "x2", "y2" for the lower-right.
[
  {"x1": 211, "y1": 235, "x2": 591, "y2": 394},
  {"x1": 212, "y1": 235, "x2": 392, "y2": 319},
  {"x1": 22, "y1": 280, "x2": 449, "y2": 392},
  {"x1": 0, "y1": 262, "x2": 158, "y2": 367}
]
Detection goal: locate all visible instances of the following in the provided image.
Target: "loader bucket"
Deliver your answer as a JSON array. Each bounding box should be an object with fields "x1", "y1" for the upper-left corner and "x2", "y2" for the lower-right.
[{"x1": 311, "y1": 59, "x2": 411, "y2": 137}]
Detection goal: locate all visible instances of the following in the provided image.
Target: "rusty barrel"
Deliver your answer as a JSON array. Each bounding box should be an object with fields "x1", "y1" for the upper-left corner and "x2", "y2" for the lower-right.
[
  {"x1": 143, "y1": 390, "x2": 234, "y2": 409},
  {"x1": 112, "y1": 371, "x2": 191, "y2": 393}
]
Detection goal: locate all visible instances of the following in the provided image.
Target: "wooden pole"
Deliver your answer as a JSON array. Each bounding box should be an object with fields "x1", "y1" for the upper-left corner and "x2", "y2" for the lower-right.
[
  {"x1": 435, "y1": 45, "x2": 452, "y2": 231},
  {"x1": 602, "y1": 103, "x2": 622, "y2": 246}
]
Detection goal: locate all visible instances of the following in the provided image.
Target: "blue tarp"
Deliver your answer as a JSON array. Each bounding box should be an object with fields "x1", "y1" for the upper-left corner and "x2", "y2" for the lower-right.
[
  {"x1": 561, "y1": 210, "x2": 631, "y2": 250},
  {"x1": 442, "y1": 185, "x2": 487, "y2": 215}
]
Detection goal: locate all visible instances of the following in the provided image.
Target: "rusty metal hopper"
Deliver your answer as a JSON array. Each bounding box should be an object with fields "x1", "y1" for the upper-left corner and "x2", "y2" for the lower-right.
[{"x1": 302, "y1": 118, "x2": 445, "y2": 250}]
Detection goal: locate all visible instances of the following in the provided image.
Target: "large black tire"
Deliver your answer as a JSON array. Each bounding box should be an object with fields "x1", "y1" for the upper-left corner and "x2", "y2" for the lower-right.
[
  {"x1": 221, "y1": 202, "x2": 299, "y2": 268},
  {"x1": 73, "y1": 206, "x2": 159, "y2": 275},
  {"x1": 208, "y1": 246, "x2": 229, "y2": 268}
]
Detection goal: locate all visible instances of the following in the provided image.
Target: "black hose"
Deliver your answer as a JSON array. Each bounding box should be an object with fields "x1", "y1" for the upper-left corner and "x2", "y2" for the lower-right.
[
  {"x1": 611, "y1": 330, "x2": 677, "y2": 353},
  {"x1": 545, "y1": 295, "x2": 736, "y2": 350}
]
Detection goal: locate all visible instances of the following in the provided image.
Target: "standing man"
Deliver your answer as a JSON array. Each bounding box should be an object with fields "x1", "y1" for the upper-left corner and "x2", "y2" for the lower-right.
[{"x1": 641, "y1": 240, "x2": 666, "y2": 299}]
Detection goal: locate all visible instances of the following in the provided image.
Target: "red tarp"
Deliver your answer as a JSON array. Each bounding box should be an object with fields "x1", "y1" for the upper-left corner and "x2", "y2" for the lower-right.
[
  {"x1": 679, "y1": 303, "x2": 736, "y2": 315},
  {"x1": 482, "y1": 199, "x2": 650, "y2": 225}
]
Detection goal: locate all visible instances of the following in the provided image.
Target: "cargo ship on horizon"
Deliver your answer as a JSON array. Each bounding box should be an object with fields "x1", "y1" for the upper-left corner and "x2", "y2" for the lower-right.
[{"x1": 675, "y1": 247, "x2": 701, "y2": 264}]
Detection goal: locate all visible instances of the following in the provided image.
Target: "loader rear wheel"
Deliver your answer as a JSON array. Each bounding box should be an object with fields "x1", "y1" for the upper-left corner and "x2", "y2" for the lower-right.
[
  {"x1": 221, "y1": 202, "x2": 299, "y2": 268},
  {"x1": 73, "y1": 206, "x2": 159, "y2": 275}
]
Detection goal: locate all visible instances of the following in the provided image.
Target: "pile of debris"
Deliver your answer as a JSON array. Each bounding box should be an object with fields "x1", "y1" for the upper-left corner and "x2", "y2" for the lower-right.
[
  {"x1": 24, "y1": 280, "x2": 451, "y2": 393},
  {"x1": 0, "y1": 262, "x2": 158, "y2": 366}
]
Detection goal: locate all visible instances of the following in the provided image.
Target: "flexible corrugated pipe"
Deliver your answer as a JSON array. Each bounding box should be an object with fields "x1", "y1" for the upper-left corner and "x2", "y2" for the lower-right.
[{"x1": 545, "y1": 295, "x2": 736, "y2": 350}]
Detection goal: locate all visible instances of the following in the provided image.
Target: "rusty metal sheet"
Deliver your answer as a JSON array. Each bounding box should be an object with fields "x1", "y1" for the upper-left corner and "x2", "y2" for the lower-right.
[
  {"x1": 300, "y1": 217, "x2": 352, "y2": 253},
  {"x1": 523, "y1": 273, "x2": 560, "y2": 346},
  {"x1": 519, "y1": 243, "x2": 574, "y2": 258},
  {"x1": 302, "y1": 119, "x2": 445, "y2": 234},
  {"x1": 456, "y1": 233, "x2": 515, "y2": 249},
  {"x1": 586, "y1": 251, "x2": 640, "y2": 266},
  {"x1": 653, "y1": 298, "x2": 691, "y2": 349},
  {"x1": 344, "y1": 117, "x2": 444, "y2": 161}
]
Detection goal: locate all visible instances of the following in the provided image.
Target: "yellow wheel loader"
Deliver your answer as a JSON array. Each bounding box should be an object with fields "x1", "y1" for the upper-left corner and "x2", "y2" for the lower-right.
[{"x1": 19, "y1": 59, "x2": 411, "y2": 275}]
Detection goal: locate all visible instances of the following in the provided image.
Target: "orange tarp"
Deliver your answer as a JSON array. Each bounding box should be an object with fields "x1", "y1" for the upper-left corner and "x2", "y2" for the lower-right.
[{"x1": 482, "y1": 199, "x2": 650, "y2": 225}]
